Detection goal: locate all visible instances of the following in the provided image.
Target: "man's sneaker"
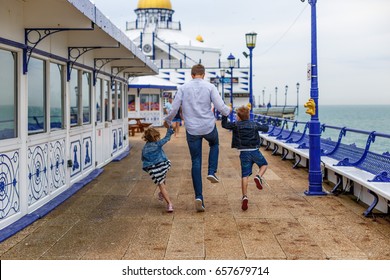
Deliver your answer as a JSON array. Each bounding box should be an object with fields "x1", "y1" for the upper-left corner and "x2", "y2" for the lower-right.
[
  {"x1": 207, "y1": 174, "x2": 220, "y2": 183},
  {"x1": 241, "y1": 196, "x2": 248, "y2": 211},
  {"x1": 254, "y1": 175, "x2": 264, "y2": 190},
  {"x1": 195, "y1": 198, "x2": 205, "y2": 212}
]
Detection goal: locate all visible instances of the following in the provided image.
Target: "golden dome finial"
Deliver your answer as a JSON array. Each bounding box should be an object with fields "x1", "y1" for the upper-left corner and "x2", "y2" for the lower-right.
[
  {"x1": 196, "y1": 35, "x2": 204, "y2": 43},
  {"x1": 137, "y1": 0, "x2": 172, "y2": 10}
]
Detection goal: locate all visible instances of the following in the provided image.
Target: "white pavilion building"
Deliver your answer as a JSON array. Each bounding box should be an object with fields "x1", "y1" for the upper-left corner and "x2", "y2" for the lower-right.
[{"x1": 125, "y1": 0, "x2": 251, "y2": 125}]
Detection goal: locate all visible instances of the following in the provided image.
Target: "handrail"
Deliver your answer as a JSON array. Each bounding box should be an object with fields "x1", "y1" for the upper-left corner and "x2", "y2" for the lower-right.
[
  {"x1": 277, "y1": 120, "x2": 298, "y2": 140},
  {"x1": 335, "y1": 131, "x2": 376, "y2": 167},
  {"x1": 154, "y1": 35, "x2": 198, "y2": 64},
  {"x1": 254, "y1": 113, "x2": 390, "y2": 175},
  {"x1": 286, "y1": 122, "x2": 309, "y2": 144},
  {"x1": 254, "y1": 113, "x2": 390, "y2": 145},
  {"x1": 320, "y1": 126, "x2": 347, "y2": 156},
  {"x1": 269, "y1": 119, "x2": 288, "y2": 137}
]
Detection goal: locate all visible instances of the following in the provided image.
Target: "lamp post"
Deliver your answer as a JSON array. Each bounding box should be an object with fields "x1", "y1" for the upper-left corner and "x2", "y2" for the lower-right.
[
  {"x1": 275, "y1": 86, "x2": 278, "y2": 107},
  {"x1": 284, "y1": 85, "x2": 288, "y2": 107},
  {"x1": 220, "y1": 69, "x2": 225, "y2": 102},
  {"x1": 296, "y1": 82, "x2": 300, "y2": 115},
  {"x1": 262, "y1": 89, "x2": 265, "y2": 106},
  {"x1": 219, "y1": 69, "x2": 226, "y2": 119},
  {"x1": 301, "y1": 0, "x2": 326, "y2": 196},
  {"x1": 245, "y1": 32, "x2": 257, "y2": 120},
  {"x1": 213, "y1": 76, "x2": 220, "y2": 118},
  {"x1": 227, "y1": 53, "x2": 235, "y2": 122}
]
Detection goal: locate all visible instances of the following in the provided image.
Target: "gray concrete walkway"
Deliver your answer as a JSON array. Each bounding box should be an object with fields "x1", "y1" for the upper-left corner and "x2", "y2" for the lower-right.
[{"x1": 1, "y1": 122, "x2": 390, "y2": 260}]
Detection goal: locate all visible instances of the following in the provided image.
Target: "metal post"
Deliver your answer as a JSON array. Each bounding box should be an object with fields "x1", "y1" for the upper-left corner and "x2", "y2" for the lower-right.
[
  {"x1": 262, "y1": 89, "x2": 265, "y2": 106},
  {"x1": 227, "y1": 53, "x2": 235, "y2": 122},
  {"x1": 221, "y1": 77, "x2": 225, "y2": 101},
  {"x1": 248, "y1": 47, "x2": 254, "y2": 120},
  {"x1": 284, "y1": 85, "x2": 288, "y2": 107},
  {"x1": 229, "y1": 67, "x2": 234, "y2": 122},
  {"x1": 245, "y1": 32, "x2": 257, "y2": 119},
  {"x1": 275, "y1": 87, "x2": 278, "y2": 107},
  {"x1": 304, "y1": 0, "x2": 326, "y2": 196},
  {"x1": 296, "y1": 82, "x2": 300, "y2": 116}
]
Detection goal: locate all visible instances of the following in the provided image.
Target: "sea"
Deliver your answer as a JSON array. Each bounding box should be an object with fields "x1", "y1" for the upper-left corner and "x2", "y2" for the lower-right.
[
  {"x1": 294, "y1": 104, "x2": 390, "y2": 154},
  {"x1": 1, "y1": 104, "x2": 389, "y2": 153}
]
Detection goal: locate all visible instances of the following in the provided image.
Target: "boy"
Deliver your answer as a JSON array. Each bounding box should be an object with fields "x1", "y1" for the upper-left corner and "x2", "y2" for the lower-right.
[{"x1": 222, "y1": 105, "x2": 269, "y2": 211}]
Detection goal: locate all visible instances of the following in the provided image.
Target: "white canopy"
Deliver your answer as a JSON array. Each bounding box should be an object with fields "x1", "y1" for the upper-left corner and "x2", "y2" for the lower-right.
[{"x1": 128, "y1": 75, "x2": 177, "y2": 90}]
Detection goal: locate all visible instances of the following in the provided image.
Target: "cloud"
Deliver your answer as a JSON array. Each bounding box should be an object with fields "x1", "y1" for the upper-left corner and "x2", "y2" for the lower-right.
[{"x1": 92, "y1": 0, "x2": 390, "y2": 105}]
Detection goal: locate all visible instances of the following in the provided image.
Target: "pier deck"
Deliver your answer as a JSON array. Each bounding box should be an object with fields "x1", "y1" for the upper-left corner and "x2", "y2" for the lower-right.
[{"x1": 1, "y1": 122, "x2": 389, "y2": 260}]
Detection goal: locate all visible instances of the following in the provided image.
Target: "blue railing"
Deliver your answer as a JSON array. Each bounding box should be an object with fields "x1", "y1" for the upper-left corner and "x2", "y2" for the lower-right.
[
  {"x1": 153, "y1": 35, "x2": 198, "y2": 66},
  {"x1": 126, "y1": 20, "x2": 181, "y2": 31},
  {"x1": 253, "y1": 113, "x2": 390, "y2": 182}
]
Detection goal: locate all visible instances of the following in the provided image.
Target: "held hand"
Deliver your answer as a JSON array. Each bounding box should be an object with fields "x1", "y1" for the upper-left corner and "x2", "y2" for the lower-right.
[{"x1": 163, "y1": 121, "x2": 170, "y2": 128}]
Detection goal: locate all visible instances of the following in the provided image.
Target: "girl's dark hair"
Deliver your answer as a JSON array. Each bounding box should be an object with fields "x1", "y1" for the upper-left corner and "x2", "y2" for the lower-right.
[{"x1": 142, "y1": 127, "x2": 160, "y2": 142}]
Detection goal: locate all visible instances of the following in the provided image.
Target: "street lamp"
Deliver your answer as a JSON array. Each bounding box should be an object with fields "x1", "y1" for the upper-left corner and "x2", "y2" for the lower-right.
[
  {"x1": 301, "y1": 0, "x2": 326, "y2": 196},
  {"x1": 296, "y1": 82, "x2": 300, "y2": 115},
  {"x1": 227, "y1": 53, "x2": 235, "y2": 122},
  {"x1": 219, "y1": 69, "x2": 226, "y2": 120},
  {"x1": 245, "y1": 32, "x2": 257, "y2": 120},
  {"x1": 275, "y1": 86, "x2": 278, "y2": 107},
  {"x1": 284, "y1": 85, "x2": 288, "y2": 107},
  {"x1": 220, "y1": 69, "x2": 225, "y2": 101},
  {"x1": 212, "y1": 76, "x2": 220, "y2": 118},
  {"x1": 262, "y1": 88, "x2": 265, "y2": 106}
]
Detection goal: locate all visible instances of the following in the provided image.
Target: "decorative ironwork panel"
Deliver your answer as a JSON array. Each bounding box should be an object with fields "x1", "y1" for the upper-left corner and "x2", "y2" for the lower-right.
[
  {"x1": 118, "y1": 128, "x2": 123, "y2": 150},
  {"x1": 112, "y1": 129, "x2": 118, "y2": 153},
  {"x1": 49, "y1": 140, "x2": 66, "y2": 191},
  {"x1": 70, "y1": 140, "x2": 82, "y2": 177},
  {"x1": 0, "y1": 151, "x2": 20, "y2": 219},
  {"x1": 83, "y1": 137, "x2": 93, "y2": 170},
  {"x1": 27, "y1": 144, "x2": 49, "y2": 206}
]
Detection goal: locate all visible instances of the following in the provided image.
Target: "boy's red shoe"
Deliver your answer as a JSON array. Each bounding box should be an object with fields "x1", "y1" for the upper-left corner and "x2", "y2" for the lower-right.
[{"x1": 254, "y1": 175, "x2": 263, "y2": 190}]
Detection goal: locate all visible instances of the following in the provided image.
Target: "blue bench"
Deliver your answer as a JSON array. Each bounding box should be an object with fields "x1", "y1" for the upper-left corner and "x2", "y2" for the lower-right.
[{"x1": 257, "y1": 115, "x2": 390, "y2": 217}]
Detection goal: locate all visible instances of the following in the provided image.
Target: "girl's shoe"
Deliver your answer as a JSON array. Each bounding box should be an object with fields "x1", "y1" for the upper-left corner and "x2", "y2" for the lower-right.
[
  {"x1": 167, "y1": 204, "x2": 174, "y2": 213},
  {"x1": 241, "y1": 196, "x2": 248, "y2": 211},
  {"x1": 158, "y1": 192, "x2": 164, "y2": 201}
]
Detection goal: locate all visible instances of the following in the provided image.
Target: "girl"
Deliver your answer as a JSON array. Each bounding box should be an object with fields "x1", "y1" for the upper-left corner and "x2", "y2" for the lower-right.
[
  {"x1": 141, "y1": 127, "x2": 175, "y2": 212},
  {"x1": 171, "y1": 106, "x2": 183, "y2": 137}
]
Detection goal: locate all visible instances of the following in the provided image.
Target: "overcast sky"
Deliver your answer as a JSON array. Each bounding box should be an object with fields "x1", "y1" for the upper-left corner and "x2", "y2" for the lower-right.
[{"x1": 92, "y1": 0, "x2": 390, "y2": 106}]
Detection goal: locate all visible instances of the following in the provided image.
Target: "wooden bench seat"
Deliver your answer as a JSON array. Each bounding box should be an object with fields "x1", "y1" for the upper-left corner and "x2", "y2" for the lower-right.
[
  {"x1": 139, "y1": 122, "x2": 152, "y2": 131},
  {"x1": 128, "y1": 124, "x2": 141, "y2": 136},
  {"x1": 128, "y1": 122, "x2": 153, "y2": 136}
]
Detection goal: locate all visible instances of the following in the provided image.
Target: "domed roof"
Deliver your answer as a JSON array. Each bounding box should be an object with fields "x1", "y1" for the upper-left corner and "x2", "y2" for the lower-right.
[
  {"x1": 196, "y1": 35, "x2": 204, "y2": 43},
  {"x1": 137, "y1": 0, "x2": 172, "y2": 10}
]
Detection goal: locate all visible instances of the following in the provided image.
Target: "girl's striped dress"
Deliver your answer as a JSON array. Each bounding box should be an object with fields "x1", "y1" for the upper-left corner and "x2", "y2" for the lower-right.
[{"x1": 146, "y1": 160, "x2": 171, "y2": 185}]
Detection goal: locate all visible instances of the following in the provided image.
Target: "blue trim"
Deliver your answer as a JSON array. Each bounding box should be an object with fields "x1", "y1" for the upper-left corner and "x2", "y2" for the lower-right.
[
  {"x1": 113, "y1": 145, "x2": 132, "y2": 162},
  {"x1": 128, "y1": 84, "x2": 177, "y2": 90},
  {"x1": 0, "y1": 168, "x2": 104, "y2": 243},
  {"x1": 0, "y1": 36, "x2": 25, "y2": 49}
]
